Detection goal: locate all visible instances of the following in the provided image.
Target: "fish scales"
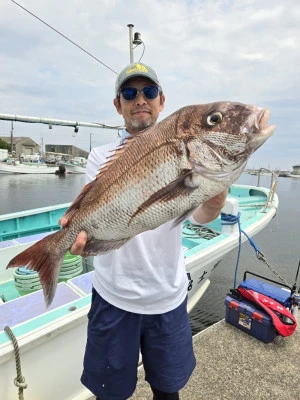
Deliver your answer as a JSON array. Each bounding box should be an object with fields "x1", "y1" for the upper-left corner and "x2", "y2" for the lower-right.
[
  {"x1": 6, "y1": 102, "x2": 276, "y2": 306},
  {"x1": 65, "y1": 115, "x2": 184, "y2": 238}
]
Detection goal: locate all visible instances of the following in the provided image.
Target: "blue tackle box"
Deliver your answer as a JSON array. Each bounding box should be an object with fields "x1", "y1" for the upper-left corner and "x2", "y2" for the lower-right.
[
  {"x1": 224, "y1": 295, "x2": 277, "y2": 343},
  {"x1": 239, "y1": 278, "x2": 291, "y2": 308}
]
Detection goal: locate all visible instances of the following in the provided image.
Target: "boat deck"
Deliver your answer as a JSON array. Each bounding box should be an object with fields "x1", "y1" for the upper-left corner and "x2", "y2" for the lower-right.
[
  {"x1": 129, "y1": 314, "x2": 300, "y2": 399},
  {"x1": 0, "y1": 272, "x2": 94, "y2": 343}
]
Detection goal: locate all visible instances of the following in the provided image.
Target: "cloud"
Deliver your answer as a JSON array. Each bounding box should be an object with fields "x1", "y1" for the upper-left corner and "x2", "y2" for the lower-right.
[{"x1": 240, "y1": 53, "x2": 265, "y2": 61}]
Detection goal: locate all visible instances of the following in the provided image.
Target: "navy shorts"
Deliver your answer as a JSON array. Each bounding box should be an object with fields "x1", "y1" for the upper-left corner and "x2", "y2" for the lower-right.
[{"x1": 81, "y1": 289, "x2": 196, "y2": 400}]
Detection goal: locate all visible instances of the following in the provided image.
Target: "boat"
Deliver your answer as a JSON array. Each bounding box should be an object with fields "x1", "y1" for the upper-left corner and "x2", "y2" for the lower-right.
[
  {"x1": 291, "y1": 164, "x2": 300, "y2": 177},
  {"x1": 289, "y1": 174, "x2": 300, "y2": 178},
  {"x1": 0, "y1": 182, "x2": 278, "y2": 400},
  {"x1": 59, "y1": 161, "x2": 86, "y2": 174},
  {"x1": 278, "y1": 170, "x2": 291, "y2": 177},
  {"x1": 0, "y1": 160, "x2": 59, "y2": 174}
]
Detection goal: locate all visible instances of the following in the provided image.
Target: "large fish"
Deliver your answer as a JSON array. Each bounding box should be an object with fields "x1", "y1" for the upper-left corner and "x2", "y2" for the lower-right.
[{"x1": 7, "y1": 102, "x2": 275, "y2": 306}]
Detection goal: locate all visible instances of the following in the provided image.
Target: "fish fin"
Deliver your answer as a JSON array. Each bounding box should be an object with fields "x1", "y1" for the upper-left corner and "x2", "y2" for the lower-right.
[
  {"x1": 6, "y1": 232, "x2": 66, "y2": 307},
  {"x1": 130, "y1": 169, "x2": 196, "y2": 222},
  {"x1": 82, "y1": 238, "x2": 130, "y2": 257},
  {"x1": 173, "y1": 209, "x2": 197, "y2": 226},
  {"x1": 63, "y1": 180, "x2": 96, "y2": 223},
  {"x1": 95, "y1": 135, "x2": 140, "y2": 181}
]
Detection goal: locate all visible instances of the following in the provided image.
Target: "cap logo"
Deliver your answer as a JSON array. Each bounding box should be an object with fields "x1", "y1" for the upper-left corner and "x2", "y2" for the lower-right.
[{"x1": 126, "y1": 63, "x2": 148, "y2": 75}]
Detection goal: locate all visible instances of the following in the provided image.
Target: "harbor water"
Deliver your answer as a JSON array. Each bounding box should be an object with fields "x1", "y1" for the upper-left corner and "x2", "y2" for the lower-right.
[{"x1": 0, "y1": 172, "x2": 299, "y2": 334}]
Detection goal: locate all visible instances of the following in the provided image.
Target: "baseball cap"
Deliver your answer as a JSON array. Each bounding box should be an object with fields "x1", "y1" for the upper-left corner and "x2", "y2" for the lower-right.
[{"x1": 115, "y1": 62, "x2": 162, "y2": 96}]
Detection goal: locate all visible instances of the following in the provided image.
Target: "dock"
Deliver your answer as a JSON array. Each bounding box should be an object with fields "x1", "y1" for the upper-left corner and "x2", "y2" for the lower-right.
[{"x1": 129, "y1": 314, "x2": 300, "y2": 399}]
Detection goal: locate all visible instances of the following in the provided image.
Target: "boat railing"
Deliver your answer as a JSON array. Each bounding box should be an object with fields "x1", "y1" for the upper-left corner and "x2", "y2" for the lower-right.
[
  {"x1": 262, "y1": 180, "x2": 278, "y2": 212},
  {"x1": 256, "y1": 168, "x2": 279, "y2": 211},
  {"x1": 256, "y1": 167, "x2": 278, "y2": 188}
]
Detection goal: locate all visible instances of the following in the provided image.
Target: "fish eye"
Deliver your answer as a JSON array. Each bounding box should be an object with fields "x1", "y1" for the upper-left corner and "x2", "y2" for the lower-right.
[{"x1": 207, "y1": 112, "x2": 223, "y2": 126}]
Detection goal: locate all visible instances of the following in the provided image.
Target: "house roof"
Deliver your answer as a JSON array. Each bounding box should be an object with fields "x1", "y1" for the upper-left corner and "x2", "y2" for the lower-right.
[{"x1": 0, "y1": 136, "x2": 39, "y2": 146}]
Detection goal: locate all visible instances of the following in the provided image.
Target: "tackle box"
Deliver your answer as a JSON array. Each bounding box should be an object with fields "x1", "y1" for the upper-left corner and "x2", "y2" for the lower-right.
[
  {"x1": 239, "y1": 278, "x2": 291, "y2": 307},
  {"x1": 239, "y1": 272, "x2": 292, "y2": 308},
  {"x1": 224, "y1": 295, "x2": 277, "y2": 343}
]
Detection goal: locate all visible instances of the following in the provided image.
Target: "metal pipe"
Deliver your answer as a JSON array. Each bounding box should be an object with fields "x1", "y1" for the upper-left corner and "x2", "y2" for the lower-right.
[
  {"x1": 0, "y1": 113, "x2": 123, "y2": 130},
  {"x1": 127, "y1": 24, "x2": 134, "y2": 63},
  {"x1": 10, "y1": 121, "x2": 13, "y2": 153}
]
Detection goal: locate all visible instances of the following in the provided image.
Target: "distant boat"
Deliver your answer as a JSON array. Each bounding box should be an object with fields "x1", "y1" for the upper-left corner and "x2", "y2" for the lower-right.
[
  {"x1": 289, "y1": 174, "x2": 300, "y2": 178},
  {"x1": 248, "y1": 168, "x2": 279, "y2": 177},
  {"x1": 278, "y1": 170, "x2": 291, "y2": 177},
  {"x1": 0, "y1": 161, "x2": 58, "y2": 174},
  {"x1": 59, "y1": 161, "x2": 86, "y2": 174},
  {"x1": 0, "y1": 182, "x2": 279, "y2": 400}
]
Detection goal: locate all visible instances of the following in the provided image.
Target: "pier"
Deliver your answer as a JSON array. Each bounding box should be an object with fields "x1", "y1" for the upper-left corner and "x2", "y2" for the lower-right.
[{"x1": 129, "y1": 314, "x2": 300, "y2": 399}]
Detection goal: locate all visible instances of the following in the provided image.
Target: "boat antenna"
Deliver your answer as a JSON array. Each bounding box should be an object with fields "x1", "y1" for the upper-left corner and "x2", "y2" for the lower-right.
[{"x1": 127, "y1": 24, "x2": 145, "y2": 63}]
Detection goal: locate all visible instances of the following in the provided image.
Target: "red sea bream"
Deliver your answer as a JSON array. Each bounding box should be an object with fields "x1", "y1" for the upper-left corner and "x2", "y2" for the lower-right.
[{"x1": 7, "y1": 102, "x2": 276, "y2": 306}]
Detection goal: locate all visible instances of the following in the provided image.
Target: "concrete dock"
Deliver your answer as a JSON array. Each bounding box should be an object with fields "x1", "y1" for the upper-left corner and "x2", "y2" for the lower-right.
[{"x1": 129, "y1": 315, "x2": 300, "y2": 400}]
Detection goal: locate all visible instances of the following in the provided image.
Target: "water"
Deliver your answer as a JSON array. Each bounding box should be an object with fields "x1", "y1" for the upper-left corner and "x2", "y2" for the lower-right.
[
  {"x1": 1, "y1": 172, "x2": 299, "y2": 334},
  {"x1": 0, "y1": 173, "x2": 86, "y2": 214}
]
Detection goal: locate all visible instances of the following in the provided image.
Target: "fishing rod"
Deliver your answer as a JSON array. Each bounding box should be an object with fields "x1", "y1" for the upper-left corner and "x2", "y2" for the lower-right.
[{"x1": 291, "y1": 259, "x2": 300, "y2": 316}]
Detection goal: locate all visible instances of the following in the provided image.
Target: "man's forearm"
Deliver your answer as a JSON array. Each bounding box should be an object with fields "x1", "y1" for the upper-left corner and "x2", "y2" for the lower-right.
[
  {"x1": 191, "y1": 190, "x2": 228, "y2": 224},
  {"x1": 191, "y1": 203, "x2": 223, "y2": 224}
]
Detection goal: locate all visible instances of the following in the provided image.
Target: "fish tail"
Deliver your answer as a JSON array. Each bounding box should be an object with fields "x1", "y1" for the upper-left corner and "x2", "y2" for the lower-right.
[{"x1": 6, "y1": 231, "x2": 67, "y2": 307}]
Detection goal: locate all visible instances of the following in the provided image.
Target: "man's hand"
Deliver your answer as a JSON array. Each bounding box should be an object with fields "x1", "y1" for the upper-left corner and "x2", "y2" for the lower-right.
[
  {"x1": 192, "y1": 189, "x2": 228, "y2": 224},
  {"x1": 59, "y1": 217, "x2": 87, "y2": 256}
]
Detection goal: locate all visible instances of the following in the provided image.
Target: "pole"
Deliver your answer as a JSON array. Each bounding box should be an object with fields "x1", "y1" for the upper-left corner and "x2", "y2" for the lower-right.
[
  {"x1": 89, "y1": 133, "x2": 92, "y2": 152},
  {"x1": 10, "y1": 121, "x2": 13, "y2": 154},
  {"x1": 127, "y1": 24, "x2": 134, "y2": 63},
  {"x1": 40, "y1": 137, "x2": 44, "y2": 158}
]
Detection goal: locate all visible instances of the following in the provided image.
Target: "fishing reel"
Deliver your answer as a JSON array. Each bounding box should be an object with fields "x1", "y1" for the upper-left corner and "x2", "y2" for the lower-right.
[{"x1": 290, "y1": 288, "x2": 300, "y2": 317}]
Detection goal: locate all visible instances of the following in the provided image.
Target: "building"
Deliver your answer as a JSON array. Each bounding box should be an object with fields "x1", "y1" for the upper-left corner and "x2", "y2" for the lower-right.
[
  {"x1": 0, "y1": 136, "x2": 40, "y2": 157},
  {"x1": 0, "y1": 137, "x2": 88, "y2": 161},
  {"x1": 292, "y1": 164, "x2": 300, "y2": 175},
  {"x1": 45, "y1": 144, "x2": 89, "y2": 160}
]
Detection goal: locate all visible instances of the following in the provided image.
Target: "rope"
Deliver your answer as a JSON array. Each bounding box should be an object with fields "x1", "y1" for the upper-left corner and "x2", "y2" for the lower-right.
[
  {"x1": 4, "y1": 326, "x2": 27, "y2": 400},
  {"x1": 221, "y1": 212, "x2": 243, "y2": 288},
  {"x1": 221, "y1": 212, "x2": 292, "y2": 289},
  {"x1": 183, "y1": 223, "x2": 220, "y2": 240},
  {"x1": 255, "y1": 252, "x2": 292, "y2": 289}
]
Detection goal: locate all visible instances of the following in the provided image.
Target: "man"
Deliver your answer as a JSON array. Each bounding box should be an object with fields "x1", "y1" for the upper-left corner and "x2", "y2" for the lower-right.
[{"x1": 65, "y1": 63, "x2": 227, "y2": 400}]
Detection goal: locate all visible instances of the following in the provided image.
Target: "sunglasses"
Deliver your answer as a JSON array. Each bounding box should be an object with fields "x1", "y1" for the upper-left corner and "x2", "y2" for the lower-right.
[{"x1": 119, "y1": 86, "x2": 161, "y2": 101}]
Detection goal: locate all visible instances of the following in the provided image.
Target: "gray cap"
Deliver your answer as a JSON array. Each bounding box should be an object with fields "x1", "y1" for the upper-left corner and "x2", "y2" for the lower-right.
[{"x1": 115, "y1": 62, "x2": 162, "y2": 96}]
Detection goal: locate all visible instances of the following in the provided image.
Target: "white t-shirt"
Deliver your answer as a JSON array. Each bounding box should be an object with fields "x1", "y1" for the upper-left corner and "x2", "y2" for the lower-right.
[{"x1": 86, "y1": 134, "x2": 188, "y2": 314}]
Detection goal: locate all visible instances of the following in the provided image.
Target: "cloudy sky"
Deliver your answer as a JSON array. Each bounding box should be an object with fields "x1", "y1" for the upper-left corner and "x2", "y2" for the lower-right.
[{"x1": 0, "y1": 0, "x2": 299, "y2": 170}]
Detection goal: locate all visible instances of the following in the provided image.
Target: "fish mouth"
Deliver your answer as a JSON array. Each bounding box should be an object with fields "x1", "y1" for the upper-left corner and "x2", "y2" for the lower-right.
[
  {"x1": 257, "y1": 109, "x2": 276, "y2": 136},
  {"x1": 242, "y1": 108, "x2": 276, "y2": 138}
]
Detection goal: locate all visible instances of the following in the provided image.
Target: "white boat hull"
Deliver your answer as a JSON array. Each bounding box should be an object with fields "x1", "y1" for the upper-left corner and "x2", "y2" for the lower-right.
[
  {"x1": 60, "y1": 163, "x2": 86, "y2": 174},
  {"x1": 289, "y1": 174, "x2": 300, "y2": 178},
  {"x1": 1, "y1": 307, "x2": 89, "y2": 400},
  {"x1": 0, "y1": 162, "x2": 58, "y2": 174}
]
